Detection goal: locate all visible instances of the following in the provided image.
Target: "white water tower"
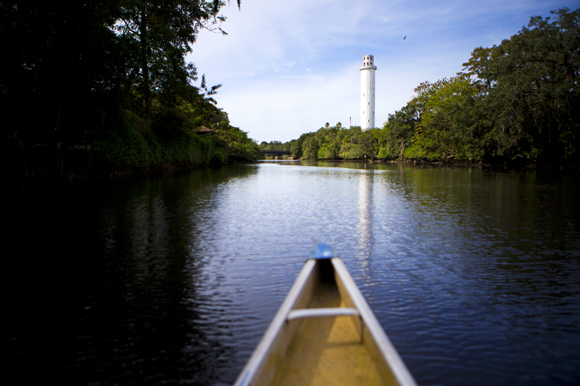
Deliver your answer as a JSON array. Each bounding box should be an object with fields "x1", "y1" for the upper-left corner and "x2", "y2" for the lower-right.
[{"x1": 360, "y1": 55, "x2": 377, "y2": 130}]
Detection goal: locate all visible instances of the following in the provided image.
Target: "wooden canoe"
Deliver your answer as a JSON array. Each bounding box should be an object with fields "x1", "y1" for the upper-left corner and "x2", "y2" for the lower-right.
[{"x1": 234, "y1": 244, "x2": 417, "y2": 386}]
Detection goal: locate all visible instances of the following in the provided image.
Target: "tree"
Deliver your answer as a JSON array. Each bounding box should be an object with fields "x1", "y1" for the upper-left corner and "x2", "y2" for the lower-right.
[
  {"x1": 378, "y1": 100, "x2": 419, "y2": 158},
  {"x1": 291, "y1": 132, "x2": 313, "y2": 159},
  {"x1": 460, "y1": 7, "x2": 580, "y2": 163},
  {"x1": 302, "y1": 136, "x2": 320, "y2": 159},
  {"x1": 398, "y1": 7, "x2": 580, "y2": 163},
  {"x1": 405, "y1": 76, "x2": 480, "y2": 161},
  {"x1": 114, "y1": 0, "x2": 237, "y2": 117}
]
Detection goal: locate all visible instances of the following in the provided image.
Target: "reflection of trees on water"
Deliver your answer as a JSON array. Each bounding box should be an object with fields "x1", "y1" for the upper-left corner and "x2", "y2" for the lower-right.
[
  {"x1": 55, "y1": 166, "x2": 260, "y2": 385},
  {"x1": 96, "y1": 168, "x2": 236, "y2": 384},
  {"x1": 356, "y1": 170, "x2": 373, "y2": 264}
]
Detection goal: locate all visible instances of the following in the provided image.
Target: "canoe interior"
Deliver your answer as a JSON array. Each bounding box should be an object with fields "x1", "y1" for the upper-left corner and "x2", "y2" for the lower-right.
[{"x1": 252, "y1": 259, "x2": 400, "y2": 386}]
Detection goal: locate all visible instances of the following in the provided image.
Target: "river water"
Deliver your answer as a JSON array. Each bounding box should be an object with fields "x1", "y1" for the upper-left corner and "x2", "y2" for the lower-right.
[{"x1": 3, "y1": 161, "x2": 580, "y2": 385}]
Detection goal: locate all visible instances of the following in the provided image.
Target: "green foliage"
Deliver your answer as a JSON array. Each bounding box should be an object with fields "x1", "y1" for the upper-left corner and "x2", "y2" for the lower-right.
[
  {"x1": 95, "y1": 109, "x2": 227, "y2": 169},
  {"x1": 398, "y1": 7, "x2": 579, "y2": 164},
  {"x1": 283, "y1": 124, "x2": 380, "y2": 160},
  {"x1": 377, "y1": 101, "x2": 418, "y2": 159},
  {"x1": 259, "y1": 141, "x2": 292, "y2": 152},
  {"x1": 291, "y1": 132, "x2": 314, "y2": 159},
  {"x1": 216, "y1": 119, "x2": 261, "y2": 161},
  {"x1": 301, "y1": 136, "x2": 320, "y2": 159},
  {"x1": 458, "y1": 7, "x2": 580, "y2": 164},
  {"x1": 113, "y1": 0, "x2": 231, "y2": 116},
  {"x1": 404, "y1": 76, "x2": 481, "y2": 161},
  {"x1": 1, "y1": 0, "x2": 257, "y2": 178}
]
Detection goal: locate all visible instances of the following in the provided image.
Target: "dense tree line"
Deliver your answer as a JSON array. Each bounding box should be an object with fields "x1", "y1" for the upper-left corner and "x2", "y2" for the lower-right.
[
  {"x1": 282, "y1": 8, "x2": 580, "y2": 165},
  {"x1": 258, "y1": 141, "x2": 291, "y2": 152},
  {"x1": 1, "y1": 0, "x2": 260, "y2": 178},
  {"x1": 267, "y1": 123, "x2": 382, "y2": 160}
]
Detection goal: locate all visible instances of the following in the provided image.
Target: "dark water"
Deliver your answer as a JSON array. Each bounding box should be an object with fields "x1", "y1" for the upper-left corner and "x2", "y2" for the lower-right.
[{"x1": 2, "y1": 162, "x2": 580, "y2": 385}]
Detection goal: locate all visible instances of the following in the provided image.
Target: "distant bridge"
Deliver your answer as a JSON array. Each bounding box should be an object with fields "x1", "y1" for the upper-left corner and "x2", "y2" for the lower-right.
[{"x1": 261, "y1": 150, "x2": 291, "y2": 157}]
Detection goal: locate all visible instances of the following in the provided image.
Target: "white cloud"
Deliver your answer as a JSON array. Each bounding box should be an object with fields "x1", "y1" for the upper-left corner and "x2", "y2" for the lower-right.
[{"x1": 187, "y1": 0, "x2": 578, "y2": 143}]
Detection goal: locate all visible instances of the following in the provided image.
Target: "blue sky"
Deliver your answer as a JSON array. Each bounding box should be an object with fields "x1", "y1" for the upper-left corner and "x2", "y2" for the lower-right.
[{"x1": 187, "y1": 0, "x2": 577, "y2": 143}]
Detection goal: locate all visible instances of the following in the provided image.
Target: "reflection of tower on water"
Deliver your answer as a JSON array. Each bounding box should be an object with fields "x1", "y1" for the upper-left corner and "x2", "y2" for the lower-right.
[{"x1": 356, "y1": 170, "x2": 373, "y2": 264}]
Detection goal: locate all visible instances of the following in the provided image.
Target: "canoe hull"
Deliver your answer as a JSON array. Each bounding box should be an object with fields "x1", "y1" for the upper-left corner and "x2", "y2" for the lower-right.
[{"x1": 234, "y1": 257, "x2": 416, "y2": 386}]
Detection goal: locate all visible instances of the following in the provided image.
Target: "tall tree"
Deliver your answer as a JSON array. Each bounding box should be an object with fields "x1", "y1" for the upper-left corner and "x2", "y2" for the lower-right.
[
  {"x1": 378, "y1": 99, "x2": 419, "y2": 159},
  {"x1": 460, "y1": 7, "x2": 580, "y2": 163},
  {"x1": 405, "y1": 76, "x2": 480, "y2": 161},
  {"x1": 114, "y1": 0, "x2": 237, "y2": 116}
]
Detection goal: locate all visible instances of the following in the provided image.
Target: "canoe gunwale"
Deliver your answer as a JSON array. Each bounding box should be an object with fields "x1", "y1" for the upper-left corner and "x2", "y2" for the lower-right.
[
  {"x1": 331, "y1": 257, "x2": 418, "y2": 386},
  {"x1": 234, "y1": 259, "x2": 317, "y2": 386}
]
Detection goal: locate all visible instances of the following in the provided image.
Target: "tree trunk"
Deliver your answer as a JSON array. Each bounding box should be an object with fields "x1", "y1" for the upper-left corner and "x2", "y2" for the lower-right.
[{"x1": 140, "y1": 10, "x2": 150, "y2": 117}]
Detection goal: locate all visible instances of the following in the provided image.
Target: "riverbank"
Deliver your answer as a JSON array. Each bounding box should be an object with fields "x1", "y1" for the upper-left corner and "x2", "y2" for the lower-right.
[
  {"x1": 2, "y1": 112, "x2": 261, "y2": 186},
  {"x1": 305, "y1": 157, "x2": 580, "y2": 174}
]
